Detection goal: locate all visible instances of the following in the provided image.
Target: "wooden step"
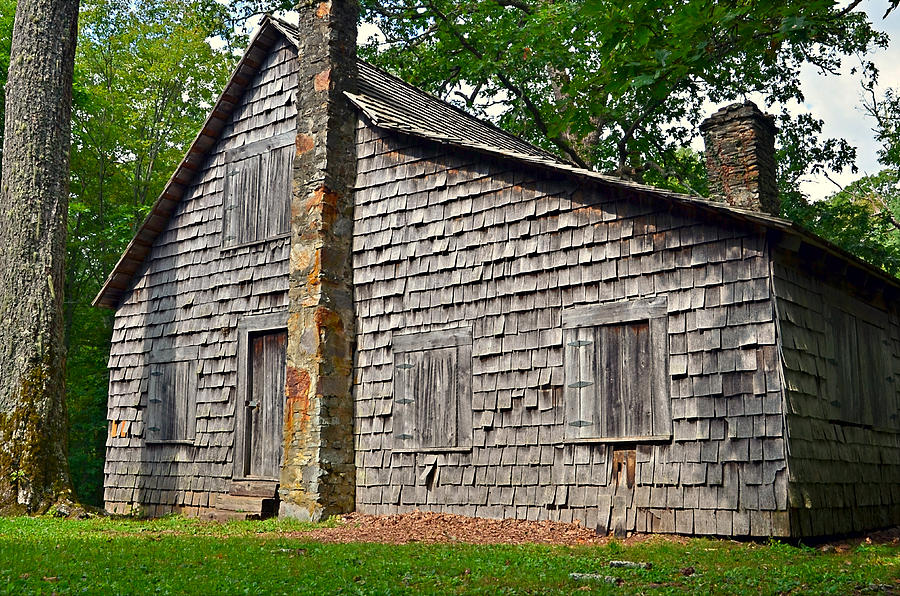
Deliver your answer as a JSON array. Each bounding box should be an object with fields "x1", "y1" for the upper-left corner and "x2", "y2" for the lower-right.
[
  {"x1": 227, "y1": 479, "x2": 279, "y2": 498},
  {"x1": 203, "y1": 509, "x2": 255, "y2": 522},
  {"x1": 214, "y1": 494, "x2": 279, "y2": 519}
]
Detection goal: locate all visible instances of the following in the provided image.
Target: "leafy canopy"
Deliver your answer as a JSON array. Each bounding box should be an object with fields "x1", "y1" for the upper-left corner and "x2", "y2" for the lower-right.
[{"x1": 360, "y1": 0, "x2": 887, "y2": 194}]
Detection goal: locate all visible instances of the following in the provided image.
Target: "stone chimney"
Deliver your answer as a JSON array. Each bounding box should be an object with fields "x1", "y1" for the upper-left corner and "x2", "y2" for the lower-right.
[
  {"x1": 700, "y1": 101, "x2": 779, "y2": 216},
  {"x1": 281, "y1": 0, "x2": 358, "y2": 521}
]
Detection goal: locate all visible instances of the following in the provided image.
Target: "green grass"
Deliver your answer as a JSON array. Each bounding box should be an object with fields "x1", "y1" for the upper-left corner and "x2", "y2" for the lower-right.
[{"x1": 0, "y1": 516, "x2": 897, "y2": 595}]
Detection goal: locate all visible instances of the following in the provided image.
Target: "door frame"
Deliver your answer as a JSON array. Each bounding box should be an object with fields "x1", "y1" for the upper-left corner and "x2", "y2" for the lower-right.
[{"x1": 233, "y1": 310, "x2": 287, "y2": 481}]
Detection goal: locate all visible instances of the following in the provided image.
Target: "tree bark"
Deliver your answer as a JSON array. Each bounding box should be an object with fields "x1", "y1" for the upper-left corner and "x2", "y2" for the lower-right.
[{"x1": 0, "y1": 0, "x2": 79, "y2": 512}]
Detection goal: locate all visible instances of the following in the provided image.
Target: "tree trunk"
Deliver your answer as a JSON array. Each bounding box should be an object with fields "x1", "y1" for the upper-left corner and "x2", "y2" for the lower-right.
[{"x1": 0, "y1": 0, "x2": 79, "y2": 513}]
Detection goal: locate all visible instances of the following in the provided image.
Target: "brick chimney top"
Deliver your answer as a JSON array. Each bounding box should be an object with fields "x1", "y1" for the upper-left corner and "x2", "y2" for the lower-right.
[{"x1": 700, "y1": 101, "x2": 779, "y2": 216}]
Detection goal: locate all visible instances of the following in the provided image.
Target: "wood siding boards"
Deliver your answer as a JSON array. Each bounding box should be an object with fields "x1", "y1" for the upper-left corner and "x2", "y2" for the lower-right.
[
  {"x1": 103, "y1": 37, "x2": 297, "y2": 516},
  {"x1": 773, "y1": 249, "x2": 900, "y2": 536},
  {"x1": 352, "y1": 120, "x2": 788, "y2": 537}
]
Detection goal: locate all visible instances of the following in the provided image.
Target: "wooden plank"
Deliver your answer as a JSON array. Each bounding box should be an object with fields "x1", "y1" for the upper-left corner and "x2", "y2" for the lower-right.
[
  {"x1": 393, "y1": 327, "x2": 473, "y2": 352},
  {"x1": 215, "y1": 494, "x2": 265, "y2": 514},
  {"x1": 601, "y1": 325, "x2": 622, "y2": 438},
  {"x1": 622, "y1": 321, "x2": 652, "y2": 437},
  {"x1": 456, "y1": 343, "x2": 473, "y2": 448},
  {"x1": 242, "y1": 153, "x2": 261, "y2": 245},
  {"x1": 558, "y1": 436, "x2": 671, "y2": 445},
  {"x1": 227, "y1": 480, "x2": 279, "y2": 498},
  {"x1": 650, "y1": 317, "x2": 672, "y2": 436},
  {"x1": 562, "y1": 296, "x2": 667, "y2": 328},
  {"x1": 225, "y1": 130, "x2": 295, "y2": 162}
]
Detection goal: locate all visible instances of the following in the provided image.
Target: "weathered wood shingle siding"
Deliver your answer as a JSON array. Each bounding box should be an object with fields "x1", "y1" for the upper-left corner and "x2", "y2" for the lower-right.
[
  {"x1": 352, "y1": 120, "x2": 789, "y2": 536},
  {"x1": 773, "y1": 250, "x2": 900, "y2": 536},
  {"x1": 103, "y1": 39, "x2": 298, "y2": 516}
]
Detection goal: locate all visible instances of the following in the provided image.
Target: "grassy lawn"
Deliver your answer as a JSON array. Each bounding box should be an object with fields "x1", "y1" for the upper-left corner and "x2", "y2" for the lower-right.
[{"x1": 0, "y1": 516, "x2": 897, "y2": 595}]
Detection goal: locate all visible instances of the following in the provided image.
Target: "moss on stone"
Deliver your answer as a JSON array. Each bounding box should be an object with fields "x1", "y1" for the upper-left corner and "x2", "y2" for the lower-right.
[{"x1": 0, "y1": 359, "x2": 72, "y2": 514}]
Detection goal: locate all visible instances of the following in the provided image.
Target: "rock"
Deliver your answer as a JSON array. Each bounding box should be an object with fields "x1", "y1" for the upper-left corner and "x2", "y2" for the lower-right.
[
  {"x1": 570, "y1": 573, "x2": 623, "y2": 585},
  {"x1": 609, "y1": 560, "x2": 652, "y2": 570}
]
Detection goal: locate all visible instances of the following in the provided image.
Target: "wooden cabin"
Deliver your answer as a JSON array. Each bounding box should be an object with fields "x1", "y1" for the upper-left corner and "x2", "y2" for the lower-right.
[{"x1": 94, "y1": 9, "x2": 900, "y2": 537}]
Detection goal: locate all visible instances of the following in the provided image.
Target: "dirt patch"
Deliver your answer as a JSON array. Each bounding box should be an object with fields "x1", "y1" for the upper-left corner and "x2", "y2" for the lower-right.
[
  {"x1": 295, "y1": 511, "x2": 663, "y2": 546},
  {"x1": 815, "y1": 526, "x2": 900, "y2": 551},
  {"x1": 292, "y1": 511, "x2": 900, "y2": 548}
]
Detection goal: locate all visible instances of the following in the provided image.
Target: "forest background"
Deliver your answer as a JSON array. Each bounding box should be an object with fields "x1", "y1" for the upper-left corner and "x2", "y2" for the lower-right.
[{"x1": 1, "y1": 0, "x2": 897, "y2": 505}]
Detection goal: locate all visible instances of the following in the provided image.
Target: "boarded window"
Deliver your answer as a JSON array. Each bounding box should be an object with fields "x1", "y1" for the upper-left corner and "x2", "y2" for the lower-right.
[
  {"x1": 147, "y1": 361, "x2": 197, "y2": 442},
  {"x1": 222, "y1": 131, "x2": 294, "y2": 248},
  {"x1": 828, "y1": 300, "x2": 896, "y2": 428},
  {"x1": 563, "y1": 297, "x2": 670, "y2": 441},
  {"x1": 392, "y1": 328, "x2": 473, "y2": 450}
]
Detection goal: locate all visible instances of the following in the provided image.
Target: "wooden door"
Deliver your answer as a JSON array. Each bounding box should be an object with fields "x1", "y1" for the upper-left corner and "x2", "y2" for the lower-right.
[{"x1": 244, "y1": 330, "x2": 287, "y2": 479}]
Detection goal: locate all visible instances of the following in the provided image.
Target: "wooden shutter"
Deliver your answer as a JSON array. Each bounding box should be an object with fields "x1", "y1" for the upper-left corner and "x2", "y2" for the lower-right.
[
  {"x1": 392, "y1": 351, "x2": 417, "y2": 448},
  {"x1": 173, "y1": 361, "x2": 197, "y2": 441},
  {"x1": 598, "y1": 322, "x2": 653, "y2": 439},
  {"x1": 222, "y1": 132, "x2": 293, "y2": 248},
  {"x1": 829, "y1": 301, "x2": 895, "y2": 428},
  {"x1": 147, "y1": 362, "x2": 174, "y2": 440},
  {"x1": 563, "y1": 297, "x2": 670, "y2": 442},
  {"x1": 393, "y1": 329, "x2": 473, "y2": 450},
  {"x1": 564, "y1": 326, "x2": 597, "y2": 440},
  {"x1": 147, "y1": 361, "x2": 196, "y2": 442},
  {"x1": 259, "y1": 145, "x2": 291, "y2": 239},
  {"x1": 649, "y1": 317, "x2": 671, "y2": 436}
]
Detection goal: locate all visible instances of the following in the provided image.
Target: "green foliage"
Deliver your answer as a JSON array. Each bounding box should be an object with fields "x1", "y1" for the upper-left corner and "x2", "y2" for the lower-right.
[
  {"x1": 360, "y1": 0, "x2": 884, "y2": 190},
  {"x1": 784, "y1": 170, "x2": 900, "y2": 277},
  {"x1": 64, "y1": 0, "x2": 237, "y2": 505},
  {"x1": 780, "y1": 80, "x2": 900, "y2": 279},
  {"x1": 0, "y1": 517, "x2": 897, "y2": 594}
]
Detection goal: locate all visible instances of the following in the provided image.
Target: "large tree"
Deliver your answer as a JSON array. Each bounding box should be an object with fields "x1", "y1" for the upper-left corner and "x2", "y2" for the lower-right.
[{"x1": 0, "y1": 0, "x2": 79, "y2": 512}]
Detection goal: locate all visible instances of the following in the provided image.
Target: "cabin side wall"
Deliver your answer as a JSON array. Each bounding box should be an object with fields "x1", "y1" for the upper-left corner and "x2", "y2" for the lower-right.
[
  {"x1": 773, "y1": 249, "x2": 900, "y2": 536},
  {"x1": 103, "y1": 39, "x2": 297, "y2": 516},
  {"x1": 352, "y1": 122, "x2": 789, "y2": 536}
]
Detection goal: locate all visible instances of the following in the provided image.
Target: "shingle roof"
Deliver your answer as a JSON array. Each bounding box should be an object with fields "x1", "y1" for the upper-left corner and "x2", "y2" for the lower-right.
[{"x1": 94, "y1": 15, "x2": 900, "y2": 309}]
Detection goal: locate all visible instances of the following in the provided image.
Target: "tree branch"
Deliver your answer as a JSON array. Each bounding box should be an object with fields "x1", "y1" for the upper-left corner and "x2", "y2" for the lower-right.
[{"x1": 424, "y1": 0, "x2": 588, "y2": 166}]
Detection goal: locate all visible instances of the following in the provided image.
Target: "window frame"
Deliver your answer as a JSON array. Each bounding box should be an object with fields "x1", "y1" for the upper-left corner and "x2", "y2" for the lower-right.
[
  {"x1": 391, "y1": 328, "x2": 474, "y2": 453},
  {"x1": 561, "y1": 296, "x2": 671, "y2": 444}
]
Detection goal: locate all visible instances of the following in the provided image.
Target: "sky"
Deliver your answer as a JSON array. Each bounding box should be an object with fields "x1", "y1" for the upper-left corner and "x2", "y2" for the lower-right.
[{"x1": 273, "y1": 4, "x2": 900, "y2": 201}]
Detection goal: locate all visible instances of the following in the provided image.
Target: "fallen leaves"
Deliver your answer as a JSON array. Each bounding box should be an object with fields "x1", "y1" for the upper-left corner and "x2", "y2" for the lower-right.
[{"x1": 295, "y1": 510, "x2": 610, "y2": 545}]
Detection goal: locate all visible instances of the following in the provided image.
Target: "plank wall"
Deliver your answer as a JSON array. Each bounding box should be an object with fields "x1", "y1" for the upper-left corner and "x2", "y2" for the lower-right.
[
  {"x1": 774, "y1": 251, "x2": 900, "y2": 535},
  {"x1": 352, "y1": 122, "x2": 789, "y2": 536},
  {"x1": 103, "y1": 39, "x2": 298, "y2": 516}
]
